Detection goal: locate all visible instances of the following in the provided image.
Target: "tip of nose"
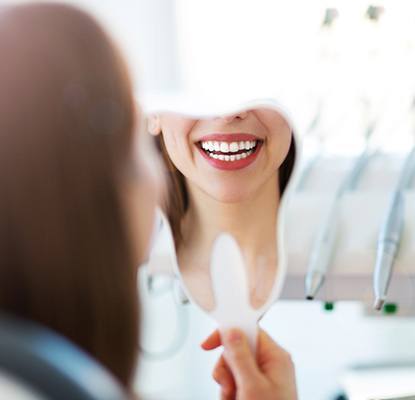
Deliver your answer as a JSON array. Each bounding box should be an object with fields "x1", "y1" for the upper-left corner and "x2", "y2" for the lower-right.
[{"x1": 222, "y1": 111, "x2": 249, "y2": 122}]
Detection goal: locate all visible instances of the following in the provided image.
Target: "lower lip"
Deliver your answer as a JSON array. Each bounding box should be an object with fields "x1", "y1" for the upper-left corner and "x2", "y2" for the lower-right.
[{"x1": 197, "y1": 142, "x2": 263, "y2": 171}]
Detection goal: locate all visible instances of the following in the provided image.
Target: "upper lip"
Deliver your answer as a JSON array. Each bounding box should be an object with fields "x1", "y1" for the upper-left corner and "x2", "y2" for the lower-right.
[{"x1": 195, "y1": 133, "x2": 262, "y2": 143}]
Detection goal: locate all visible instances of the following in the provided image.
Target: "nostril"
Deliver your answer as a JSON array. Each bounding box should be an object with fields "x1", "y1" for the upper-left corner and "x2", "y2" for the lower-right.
[{"x1": 222, "y1": 111, "x2": 249, "y2": 123}]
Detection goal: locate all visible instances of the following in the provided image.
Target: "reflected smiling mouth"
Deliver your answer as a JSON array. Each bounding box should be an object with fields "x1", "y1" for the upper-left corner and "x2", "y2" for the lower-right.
[
  {"x1": 195, "y1": 133, "x2": 264, "y2": 170},
  {"x1": 198, "y1": 139, "x2": 261, "y2": 161}
]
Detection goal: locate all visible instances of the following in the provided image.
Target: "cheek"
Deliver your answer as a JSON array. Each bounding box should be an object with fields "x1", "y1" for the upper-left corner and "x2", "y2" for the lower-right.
[
  {"x1": 265, "y1": 126, "x2": 292, "y2": 168},
  {"x1": 160, "y1": 117, "x2": 194, "y2": 151},
  {"x1": 161, "y1": 127, "x2": 195, "y2": 174},
  {"x1": 275, "y1": 130, "x2": 293, "y2": 167},
  {"x1": 255, "y1": 110, "x2": 292, "y2": 167},
  {"x1": 162, "y1": 132, "x2": 182, "y2": 163}
]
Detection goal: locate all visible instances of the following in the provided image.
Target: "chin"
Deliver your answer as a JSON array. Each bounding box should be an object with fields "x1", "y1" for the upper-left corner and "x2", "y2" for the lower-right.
[{"x1": 200, "y1": 183, "x2": 256, "y2": 204}]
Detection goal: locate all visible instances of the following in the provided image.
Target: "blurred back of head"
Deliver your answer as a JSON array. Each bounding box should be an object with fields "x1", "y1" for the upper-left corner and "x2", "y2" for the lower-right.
[{"x1": 0, "y1": 3, "x2": 139, "y2": 388}]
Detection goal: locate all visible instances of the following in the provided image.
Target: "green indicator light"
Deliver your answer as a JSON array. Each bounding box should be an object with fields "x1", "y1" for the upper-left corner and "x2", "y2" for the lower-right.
[
  {"x1": 383, "y1": 303, "x2": 398, "y2": 314},
  {"x1": 324, "y1": 302, "x2": 334, "y2": 311}
]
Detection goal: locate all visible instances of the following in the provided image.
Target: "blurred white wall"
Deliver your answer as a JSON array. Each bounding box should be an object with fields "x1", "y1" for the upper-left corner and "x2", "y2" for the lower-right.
[{"x1": 43, "y1": 0, "x2": 182, "y2": 95}]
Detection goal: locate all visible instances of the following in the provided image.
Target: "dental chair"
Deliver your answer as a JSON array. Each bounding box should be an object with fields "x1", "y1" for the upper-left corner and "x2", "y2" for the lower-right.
[{"x1": 0, "y1": 314, "x2": 127, "y2": 400}]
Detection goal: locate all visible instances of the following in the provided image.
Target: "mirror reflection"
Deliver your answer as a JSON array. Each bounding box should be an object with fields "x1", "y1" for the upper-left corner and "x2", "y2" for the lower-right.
[{"x1": 147, "y1": 106, "x2": 296, "y2": 311}]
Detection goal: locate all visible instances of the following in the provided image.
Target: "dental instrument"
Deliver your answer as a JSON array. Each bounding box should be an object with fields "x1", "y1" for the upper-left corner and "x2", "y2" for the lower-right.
[
  {"x1": 373, "y1": 147, "x2": 415, "y2": 310},
  {"x1": 305, "y1": 123, "x2": 377, "y2": 300}
]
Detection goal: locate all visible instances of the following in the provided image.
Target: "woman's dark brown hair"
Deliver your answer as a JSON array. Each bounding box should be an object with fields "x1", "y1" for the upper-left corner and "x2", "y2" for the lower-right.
[
  {"x1": 0, "y1": 3, "x2": 139, "y2": 388},
  {"x1": 156, "y1": 129, "x2": 296, "y2": 247}
]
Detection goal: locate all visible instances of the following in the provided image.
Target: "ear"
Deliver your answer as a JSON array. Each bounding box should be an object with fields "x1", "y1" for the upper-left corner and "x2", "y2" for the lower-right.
[{"x1": 147, "y1": 115, "x2": 161, "y2": 136}]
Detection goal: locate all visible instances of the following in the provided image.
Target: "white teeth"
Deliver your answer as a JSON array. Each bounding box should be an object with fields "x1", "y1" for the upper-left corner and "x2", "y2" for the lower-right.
[
  {"x1": 201, "y1": 139, "x2": 258, "y2": 153},
  {"x1": 201, "y1": 139, "x2": 258, "y2": 162},
  {"x1": 220, "y1": 142, "x2": 229, "y2": 153},
  {"x1": 229, "y1": 142, "x2": 239, "y2": 152},
  {"x1": 208, "y1": 150, "x2": 253, "y2": 161}
]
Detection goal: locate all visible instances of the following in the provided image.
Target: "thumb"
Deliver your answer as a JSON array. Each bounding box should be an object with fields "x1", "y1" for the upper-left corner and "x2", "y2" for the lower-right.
[{"x1": 222, "y1": 329, "x2": 261, "y2": 388}]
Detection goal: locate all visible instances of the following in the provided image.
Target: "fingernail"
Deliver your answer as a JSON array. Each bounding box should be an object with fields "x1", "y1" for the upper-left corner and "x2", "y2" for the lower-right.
[{"x1": 224, "y1": 329, "x2": 243, "y2": 345}]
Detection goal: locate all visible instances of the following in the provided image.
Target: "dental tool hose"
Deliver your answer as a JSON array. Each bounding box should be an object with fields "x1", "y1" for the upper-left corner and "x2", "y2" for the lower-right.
[
  {"x1": 296, "y1": 104, "x2": 323, "y2": 192},
  {"x1": 373, "y1": 148, "x2": 415, "y2": 310},
  {"x1": 139, "y1": 269, "x2": 190, "y2": 361},
  {"x1": 305, "y1": 145, "x2": 375, "y2": 300}
]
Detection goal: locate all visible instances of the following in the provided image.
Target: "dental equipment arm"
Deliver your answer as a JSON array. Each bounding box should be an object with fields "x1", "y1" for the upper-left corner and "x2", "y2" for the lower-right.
[
  {"x1": 373, "y1": 148, "x2": 415, "y2": 309},
  {"x1": 305, "y1": 147, "x2": 375, "y2": 299}
]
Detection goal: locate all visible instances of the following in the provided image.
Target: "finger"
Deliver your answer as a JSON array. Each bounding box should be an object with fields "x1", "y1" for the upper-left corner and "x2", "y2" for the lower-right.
[
  {"x1": 257, "y1": 329, "x2": 294, "y2": 377},
  {"x1": 222, "y1": 328, "x2": 261, "y2": 388},
  {"x1": 213, "y1": 355, "x2": 235, "y2": 396},
  {"x1": 215, "y1": 368, "x2": 236, "y2": 399},
  {"x1": 220, "y1": 388, "x2": 235, "y2": 400},
  {"x1": 257, "y1": 329, "x2": 289, "y2": 360},
  {"x1": 257, "y1": 329, "x2": 280, "y2": 358},
  {"x1": 201, "y1": 330, "x2": 222, "y2": 350},
  {"x1": 213, "y1": 365, "x2": 235, "y2": 399},
  {"x1": 212, "y1": 355, "x2": 227, "y2": 384}
]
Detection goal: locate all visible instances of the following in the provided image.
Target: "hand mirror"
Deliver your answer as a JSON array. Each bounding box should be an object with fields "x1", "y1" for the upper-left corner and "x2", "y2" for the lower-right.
[{"x1": 144, "y1": 98, "x2": 298, "y2": 349}]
